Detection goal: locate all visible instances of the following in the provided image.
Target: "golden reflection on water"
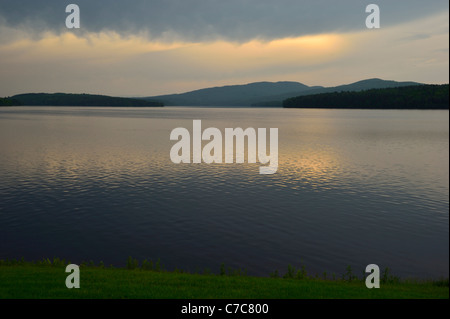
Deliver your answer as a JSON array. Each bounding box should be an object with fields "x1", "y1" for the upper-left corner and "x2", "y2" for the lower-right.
[{"x1": 0, "y1": 107, "x2": 448, "y2": 279}]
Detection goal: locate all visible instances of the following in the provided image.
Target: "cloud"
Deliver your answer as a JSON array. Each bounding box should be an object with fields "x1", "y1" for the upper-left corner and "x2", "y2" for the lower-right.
[
  {"x1": 0, "y1": 2, "x2": 447, "y2": 97},
  {"x1": 0, "y1": 0, "x2": 448, "y2": 42},
  {"x1": 0, "y1": 29, "x2": 352, "y2": 95}
]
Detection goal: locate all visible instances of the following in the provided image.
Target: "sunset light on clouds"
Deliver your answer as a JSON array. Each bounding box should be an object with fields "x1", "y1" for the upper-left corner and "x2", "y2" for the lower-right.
[{"x1": 0, "y1": 0, "x2": 448, "y2": 96}]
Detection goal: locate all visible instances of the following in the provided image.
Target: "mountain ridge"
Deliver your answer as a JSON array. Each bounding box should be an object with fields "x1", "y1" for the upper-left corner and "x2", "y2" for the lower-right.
[
  {"x1": 145, "y1": 81, "x2": 317, "y2": 106},
  {"x1": 144, "y1": 78, "x2": 423, "y2": 106}
]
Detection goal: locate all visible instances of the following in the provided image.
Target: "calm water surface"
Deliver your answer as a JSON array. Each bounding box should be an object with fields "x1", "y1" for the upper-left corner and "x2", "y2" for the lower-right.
[{"x1": 0, "y1": 107, "x2": 448, "y2": 278}]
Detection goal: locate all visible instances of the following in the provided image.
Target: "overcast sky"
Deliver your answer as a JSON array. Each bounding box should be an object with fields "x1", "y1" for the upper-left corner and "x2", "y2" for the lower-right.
[{"x1": 0, "y1": 0, "x2": 448, "y2": 96}]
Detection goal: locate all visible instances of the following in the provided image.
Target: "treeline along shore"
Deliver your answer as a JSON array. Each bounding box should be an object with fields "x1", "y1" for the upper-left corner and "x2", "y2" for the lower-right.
[
  {"x1": 283, "y1": 84, "x2": 449, "y2": 109},
  {"x1": 0, "y1": 97, "x2": 21, "y2": 106},
  {"x1": 0, "y1": 93, "x2": 164, "y2": 107}
]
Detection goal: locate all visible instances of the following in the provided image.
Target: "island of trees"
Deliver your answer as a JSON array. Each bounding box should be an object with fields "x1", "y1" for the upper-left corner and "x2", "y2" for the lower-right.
[
  {"x1": 3, "y1": 93, "x2": 163, "y2": 107},
  {"x1": 283, "y1": 84, "x2": 449, "y2": 109}
]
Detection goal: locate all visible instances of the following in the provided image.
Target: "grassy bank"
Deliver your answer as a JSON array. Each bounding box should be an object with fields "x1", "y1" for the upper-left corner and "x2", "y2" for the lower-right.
[{"x1": 0, "y1": 258, "x2": 448, "y2": 299}]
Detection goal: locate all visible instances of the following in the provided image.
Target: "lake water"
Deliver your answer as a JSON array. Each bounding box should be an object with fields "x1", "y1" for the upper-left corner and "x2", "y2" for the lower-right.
[{"x1": 0, "y1": 107, "x2": 448, "y2": 279}]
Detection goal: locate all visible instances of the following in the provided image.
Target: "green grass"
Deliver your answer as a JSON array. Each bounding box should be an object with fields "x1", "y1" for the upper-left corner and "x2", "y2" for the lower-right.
[{"x1": 0, "y1": 259, "x2": 448, "y2": 299}]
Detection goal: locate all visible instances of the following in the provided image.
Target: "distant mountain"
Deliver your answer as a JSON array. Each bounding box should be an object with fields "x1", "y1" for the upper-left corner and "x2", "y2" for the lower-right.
[
  {"x1": 283, "y1": 84, "x2": 449, "y2": 109},
  {"x1": 311, "y1": 78, "x2": 421, "y2": 93},
  {"x1": 12, "y1": 93, "x2": 164, "y2": 107},
  {"x1": 143, "y1": 78, "x2": 423, "y2": 107},
  {"x1": 252, "y1": 79, "x2": 423, "y2": 106},
  {"x1": 144, "y1": 81, "x2": 321, "y2": 106}
]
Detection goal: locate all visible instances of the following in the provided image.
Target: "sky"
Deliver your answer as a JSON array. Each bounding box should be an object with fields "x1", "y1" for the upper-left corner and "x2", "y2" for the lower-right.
[{"x1": 0, "y1": 0, "x2": 448, "y2": 97}]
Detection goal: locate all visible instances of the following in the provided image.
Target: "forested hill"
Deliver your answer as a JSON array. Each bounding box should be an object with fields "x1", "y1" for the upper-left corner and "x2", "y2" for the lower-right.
[
  {"x1": 11, "y1": 93, "x2": 164, "y2": 107},
  {"x1": 0, "y1": 97, "x2": 22, "y2": 106},
  {"x1": 283, "y1": 84, "x2": 449, "y2": 109}
]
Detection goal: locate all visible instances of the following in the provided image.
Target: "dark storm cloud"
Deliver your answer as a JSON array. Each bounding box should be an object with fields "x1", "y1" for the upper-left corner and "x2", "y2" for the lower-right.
[{"x1": 0, "y1": 0, "x2": 448, "y2": 41}]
